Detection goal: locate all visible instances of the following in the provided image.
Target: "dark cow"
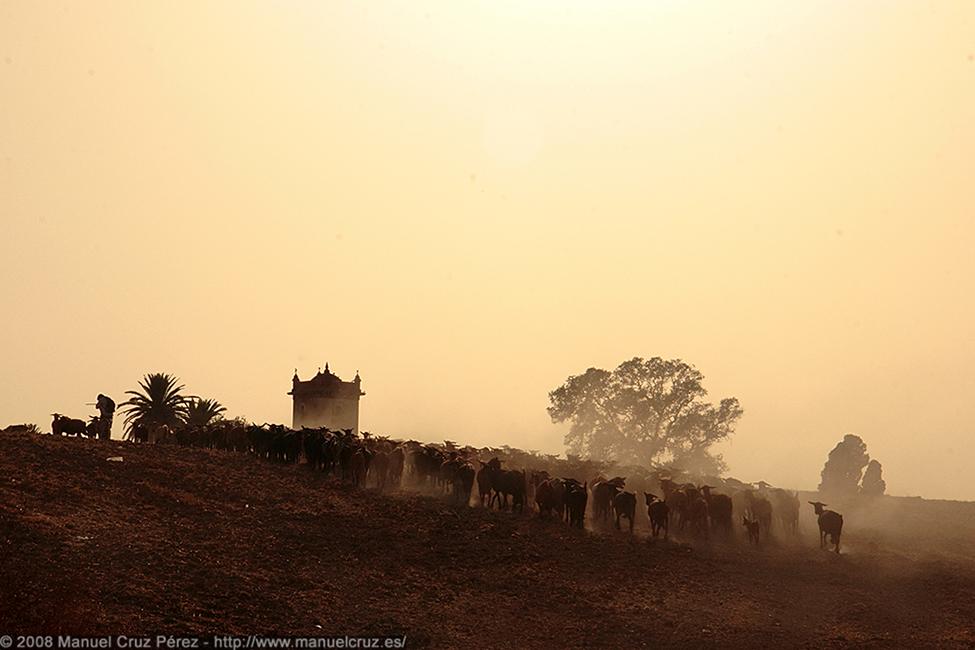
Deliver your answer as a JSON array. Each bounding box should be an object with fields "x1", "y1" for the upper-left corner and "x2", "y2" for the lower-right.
[
  {"x1": 534, "y1": 478, "x2": 568, "y2": 520},
  {"x1": 684, "y1": 488, "x2": 710, "y2": 540},
  {"x1": 127, "y1": 422, "x2": 150, "y2": 443},
  {"x1": 770, "y1": 488, "x2": 800, "y2": 536},
  {"x1": 302, "y1": 428, "x2": 326, "y2": 471},
  {"x1": 370, "y1": 450, "x2": 390, "y2": 491},
  {"x1": 659, "y1": 478, "x2": 688, "y2": 531},
  {"x1": 483, "y1": 459, "x2": 527, "y2": 512},
  {"x1": 452, "y1": 462, "x2": 476, "y2": 505},
  {"x1": 440, "y1": 455, "x2": 464, "y2": 495},
  {"x1": 561, "y1": 478, "x2": 584, "y2": 522},
  {"x1": 476, "y1": 460, "x2": 494, "y2": 507},
  {"x1": 613, "y1": 490, "x2": 637, "y2": 533},
  {"x1": 644, "y1": 492, "x2": 670, "y2": 540},
  {"x1": 410, "y1": 445, "x2": 444, "y2": 488},
  {"x1": 565, "y1": 481, "x2": 588, "y2": 529},
  {"x1": 350, "y1": 447, "x2": 372, "y2": 488},
  {"x1": 85, "y1": 416, "x2": 105, "y2": 439},
  {"x1": 502, "y1": 468, "x2": 528, "y2": 512},
  {"x1": 701, "y1": 485, "x2": 733, "y2": 537},
  {"x1": 388, "y1": 446, "x2": 405, "y2": 488},
  {"x1": 592, "y1": 477, "x2": 626, "y2": 524},
  {"x1": 530, "y1": 470, "x2": 551, "y2": 504},
  {"x1": 743, "y1": 516, "x2": 761, "y2": 546},
  {"x1": 51, "y1": 414, "x2": 87, "y2": 437},
  {"x1": 745, "y1": 491, "x2": 773, "y2": 539},
  {"x1": 809, "y1": 501, "x2": 843, "y2": 553},
  {"x1": 535, "y1": 479, "x2": 559, "y2": 518}
]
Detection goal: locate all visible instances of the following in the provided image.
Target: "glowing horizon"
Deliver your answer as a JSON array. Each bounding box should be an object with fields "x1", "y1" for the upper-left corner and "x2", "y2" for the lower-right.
[{"x1": 2, "y1": 1, "x2": 974, "y2": 499}]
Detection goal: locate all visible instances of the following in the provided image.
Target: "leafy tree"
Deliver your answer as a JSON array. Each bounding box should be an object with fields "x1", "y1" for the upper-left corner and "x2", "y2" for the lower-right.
[
  {"x1": 818, "y1": 434, "x2": 870, "y2": 496},
  {"x1": 182, "y1": 397, "x2": 226, "y2": 427},
  {"x1": 860, "y1": 459, "x2": 887, "y2": 496},
  {"x1": 120, "y1": 373, "x2": 190, "y2": 436},
  {"x1": 547, "y1": 357, "x2": 743, "y2": 471}
]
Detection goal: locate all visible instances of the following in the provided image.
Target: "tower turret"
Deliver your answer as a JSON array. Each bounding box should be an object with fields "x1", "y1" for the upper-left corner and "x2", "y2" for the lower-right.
[{"x1": 288, "y1": 364, "x2": 363, "y2": 432}]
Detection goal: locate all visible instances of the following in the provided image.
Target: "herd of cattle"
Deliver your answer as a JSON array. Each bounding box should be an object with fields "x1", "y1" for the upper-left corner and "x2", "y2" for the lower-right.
[{"x1": 41, "y1": 415, "x2": 846, "y2": 553}]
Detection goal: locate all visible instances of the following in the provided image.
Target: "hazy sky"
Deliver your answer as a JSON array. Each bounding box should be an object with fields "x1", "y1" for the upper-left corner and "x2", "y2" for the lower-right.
[{"x1": 2, "y1": 1, "x2": 973, "y2": 499}]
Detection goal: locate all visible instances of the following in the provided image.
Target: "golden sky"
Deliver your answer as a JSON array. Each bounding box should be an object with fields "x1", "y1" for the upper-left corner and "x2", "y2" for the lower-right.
[{"x1": 2, "y1": 2, "x2": 973, "y2": 499}]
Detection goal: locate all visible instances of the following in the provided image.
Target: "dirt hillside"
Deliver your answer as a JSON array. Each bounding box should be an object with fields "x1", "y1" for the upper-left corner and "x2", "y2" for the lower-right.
[{"x1": 1, "y1": 433, "x2": 973, "y2": 648}]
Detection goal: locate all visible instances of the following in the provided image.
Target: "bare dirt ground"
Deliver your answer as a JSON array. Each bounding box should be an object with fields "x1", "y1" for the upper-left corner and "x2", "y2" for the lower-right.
[{"x1": 2, "y1": 432, "x2": 974, "y2": 648}]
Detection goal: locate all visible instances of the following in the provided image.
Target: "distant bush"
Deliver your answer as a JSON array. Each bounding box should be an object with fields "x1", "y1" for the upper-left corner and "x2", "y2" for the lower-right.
[
  {"x1": 860, "y1": 459, "x2": 887, "y2": 496},
  {"x1": 819, "y1": 434, "x2": 870, "y2": 497},
  {"x1": 2, "y1": 423, "x2": 41, "y2": 435}
]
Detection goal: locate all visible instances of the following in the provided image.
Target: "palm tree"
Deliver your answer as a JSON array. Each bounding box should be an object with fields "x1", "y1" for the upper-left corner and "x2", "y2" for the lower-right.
[
  {"x1": 183, "y1": 397, "x2": 227, "y2": 427},
  {"x1": 120, "y1": 373, "x2": 190, "y2": 438}
]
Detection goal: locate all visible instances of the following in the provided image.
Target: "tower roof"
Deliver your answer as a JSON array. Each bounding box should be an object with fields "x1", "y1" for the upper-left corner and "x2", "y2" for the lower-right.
[{"x1": 288, "y1": 367, "x2": 364, "y2": 399}]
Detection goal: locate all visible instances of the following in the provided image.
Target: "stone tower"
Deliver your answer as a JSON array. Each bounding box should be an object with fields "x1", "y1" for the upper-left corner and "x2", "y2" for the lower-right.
[{"x1": 288, "y1": 364, "x2": 364, "y2": 432}]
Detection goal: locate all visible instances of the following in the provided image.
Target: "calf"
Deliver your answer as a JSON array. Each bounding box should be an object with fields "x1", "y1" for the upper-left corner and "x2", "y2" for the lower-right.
[
  {"x1": 745, "y1": 490, "x2": 773, "y2": 539},
  {"x1": 85, "y1": 416, "x2": 104, "y2": 439}
]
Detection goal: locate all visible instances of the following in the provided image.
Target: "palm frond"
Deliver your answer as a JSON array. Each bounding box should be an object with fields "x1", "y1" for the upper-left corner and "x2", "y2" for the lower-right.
[
  {"x1": 183, "y1": 397, "x2": 227, "y2": 427},
  {"x1": 120, "y1": 372, "x2": 190, "y2": 433}
]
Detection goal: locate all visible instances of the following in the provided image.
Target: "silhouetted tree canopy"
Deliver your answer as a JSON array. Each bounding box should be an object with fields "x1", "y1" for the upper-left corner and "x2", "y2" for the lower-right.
[
  {"x1": 120, "y1": 373, "x2": 190, "y2": 435},
  {"x1": 818, "y1": 433, "x2": 870, "y2": 496},
  {"x1": 547, "y1": 357, "x2": 742, "y2": 473},
  {"x1": 860, "y1": 459, "x2": 887, "y2": 496},
  {"x1": 182, "y1": 397, "x2": 226, "y2": 428}
]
